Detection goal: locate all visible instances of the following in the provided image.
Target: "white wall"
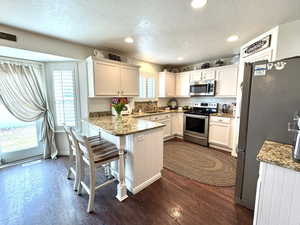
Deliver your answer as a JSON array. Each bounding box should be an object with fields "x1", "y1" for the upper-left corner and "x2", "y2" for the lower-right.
[
  {"x1": 0, "y1": 25, "x2": 94, "y2": 60},
  {"x1": 277, "y1": 20, "x2": 300, "y2": 60}
]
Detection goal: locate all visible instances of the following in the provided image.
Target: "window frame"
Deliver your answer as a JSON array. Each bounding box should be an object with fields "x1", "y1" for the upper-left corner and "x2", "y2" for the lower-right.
[
  {"x1": 46, "y1": 62, "x2": 80, "y2": 132},
  {"x1": 138, "y1": 71, "x2": 157, "y2": 101}
]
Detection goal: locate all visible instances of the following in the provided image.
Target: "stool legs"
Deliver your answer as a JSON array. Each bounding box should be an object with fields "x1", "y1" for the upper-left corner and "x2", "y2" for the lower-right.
[{"x1": 87, "y1": 164, "x2": 96, "y2": 213}]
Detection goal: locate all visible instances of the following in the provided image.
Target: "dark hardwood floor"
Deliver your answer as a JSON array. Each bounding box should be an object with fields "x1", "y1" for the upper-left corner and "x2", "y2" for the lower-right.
[{"x1": 0, "y1": 158, "x2": 253, "y2": 225}]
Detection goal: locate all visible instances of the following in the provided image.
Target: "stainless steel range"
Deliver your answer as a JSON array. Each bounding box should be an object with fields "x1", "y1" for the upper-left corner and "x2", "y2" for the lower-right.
[{"x1": 184, "y1": 103, "x2": 218, "y2": 146}]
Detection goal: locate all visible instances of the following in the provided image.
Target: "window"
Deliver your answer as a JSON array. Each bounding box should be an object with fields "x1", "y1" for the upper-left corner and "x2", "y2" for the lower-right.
[
  {"x1": 139, "y1": 73, "x2": 156, "y2": 99},
  {"x1": 53, "y1": 70, "x2": 76, "y2": 127}
]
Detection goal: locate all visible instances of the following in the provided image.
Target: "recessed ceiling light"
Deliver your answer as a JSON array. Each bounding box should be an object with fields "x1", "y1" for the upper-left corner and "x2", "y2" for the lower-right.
[
  {"x1": 177, "y1": 57, "x2": 184, "y2": 61},
  {"x1": 227, "y1": 35, "x2": 239, "y2": 42},
  {"x1": 124, "y1": 37, "x2": 134, "y2": 43},
  {"x1": 191, "y1": 0, "x2": 207, "y2": 9}
]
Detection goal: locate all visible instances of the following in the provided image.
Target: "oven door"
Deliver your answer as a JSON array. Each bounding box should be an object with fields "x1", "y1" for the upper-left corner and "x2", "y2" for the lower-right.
[{"x1": 183, "y1": 114, "x2": 208, "y2": 137}]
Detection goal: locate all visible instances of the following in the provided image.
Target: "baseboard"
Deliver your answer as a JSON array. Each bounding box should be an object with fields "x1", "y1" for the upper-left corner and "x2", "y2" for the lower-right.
[
  {"x1": 209, "y1": 144, "x2": 232, "y2": 153},
  {"x1": 164, "y1": 134, "x2": 183, "y2": 142},
  {"x1": 111, "y1": 170, "x2": 162, "y2": 195},
  {"x1": 131, "y1": 172, "x2": 162, "y2": 195}
]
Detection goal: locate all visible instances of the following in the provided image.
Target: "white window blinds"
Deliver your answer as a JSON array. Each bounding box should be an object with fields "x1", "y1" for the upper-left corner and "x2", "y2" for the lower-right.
[
  {"x1": 139, "y1": 73, "x2": 156, "y2": 99},
  {"x1": 53, "y1": 70, "x2": 76, "y2": 127}
]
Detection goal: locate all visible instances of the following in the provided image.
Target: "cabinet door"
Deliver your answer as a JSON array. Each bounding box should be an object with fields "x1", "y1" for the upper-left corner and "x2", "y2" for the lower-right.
[
  {"x1": 177, "y1": 113, "x2": 183, "y2": 136},
  {"x1": 94, "y1": 61, "x2": 120, "y2": 96},
  {"x1": 176, "y1": 72, "x2": 190, "y2": 97},
  {"x1": 202, "y1": 69, "x2": 216, "y2": 80},
  {"x1": 190, "y1": 70, "x2": 202, "y2": 82},
  {"x1": 216, "y1": 66, "x2": 238, "y2": 97},
  {"x1": 161, "y1": 119, "x2": 172, "y2": 138},
  {"x1": 166, "y1": 73, "x2": 176, "y2": 97},
  {"x1": 209, "y1": 123, "x2": 231, "y2": 148},
  {"x1": 171, "y1": 114, "x2": 177, "y2": 135},
  {"x1": 120, "y1": 66, "x2": 139, "y2": 96}
]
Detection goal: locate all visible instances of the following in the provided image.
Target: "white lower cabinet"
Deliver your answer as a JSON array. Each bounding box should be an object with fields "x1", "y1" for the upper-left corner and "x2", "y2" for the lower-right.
[
  {"x1": 209, "y1": 116, "x2": 234, "y2": 151},
  {"x1": 254, "y1": 162, "x2": 300, "y2": 225},
  {"x1": 144, "y1": 112, "x2": 184, "y2": 140},
  {"x1": 161, "y1": 119, "x2": 172, "y2": 138}
]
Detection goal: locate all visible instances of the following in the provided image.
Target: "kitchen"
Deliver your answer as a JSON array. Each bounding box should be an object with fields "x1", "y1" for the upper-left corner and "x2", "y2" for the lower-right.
[{"x1": 1, "y1": 1, "x2": 300, "y2": 225}]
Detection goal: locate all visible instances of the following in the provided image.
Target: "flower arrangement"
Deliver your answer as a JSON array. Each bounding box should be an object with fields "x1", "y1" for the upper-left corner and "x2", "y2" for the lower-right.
[{"x1": 112, "y1": 97, "x2": 128, "y2": 116}]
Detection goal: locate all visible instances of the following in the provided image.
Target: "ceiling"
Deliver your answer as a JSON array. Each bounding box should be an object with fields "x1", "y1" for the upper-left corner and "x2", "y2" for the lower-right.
[{"x1": 1, "y1": 0, "x2": 300, "y2": 65}]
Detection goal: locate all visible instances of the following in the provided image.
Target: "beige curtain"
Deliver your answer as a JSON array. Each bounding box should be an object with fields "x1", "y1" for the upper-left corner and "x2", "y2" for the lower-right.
[{"x1": 0, "y1": 61, "x2": 57, "y2": 159}]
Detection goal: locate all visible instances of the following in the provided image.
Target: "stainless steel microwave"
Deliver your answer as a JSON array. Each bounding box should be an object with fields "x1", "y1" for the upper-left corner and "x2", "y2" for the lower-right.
[{"x1": 190, "y1": 80, "x2": 216, "y2": 96}]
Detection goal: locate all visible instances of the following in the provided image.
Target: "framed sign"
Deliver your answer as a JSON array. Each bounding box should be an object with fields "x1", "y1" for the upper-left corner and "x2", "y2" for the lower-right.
[{"x1": 242, "y1": 35, "x2": 271, "y2": 58}]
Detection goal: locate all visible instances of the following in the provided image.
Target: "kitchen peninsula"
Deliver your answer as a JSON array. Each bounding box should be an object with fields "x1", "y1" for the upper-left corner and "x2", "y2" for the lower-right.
[
  {"x1": 82, "y1": 116, "x2": 165, "y2": 200},
  {"x1": 253, "y1": 141, "x2": 300, "y2": 225}
]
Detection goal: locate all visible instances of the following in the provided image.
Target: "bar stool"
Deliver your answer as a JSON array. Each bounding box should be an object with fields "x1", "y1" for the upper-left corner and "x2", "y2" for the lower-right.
[
  {"x1": 64, "y1": 126, "x2": 104, "y2": 191},
  {"x1": 71, "y1": 128, "x2": 125, "y2": 213},
  {"x1": 64, "y1": 126, "x2": 79, "y2": 191}
]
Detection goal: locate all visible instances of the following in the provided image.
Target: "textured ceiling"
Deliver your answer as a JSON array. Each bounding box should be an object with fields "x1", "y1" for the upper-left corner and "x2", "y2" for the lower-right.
[{"x1": 0, "y1": 0, "x2": 300, "y2": 65}]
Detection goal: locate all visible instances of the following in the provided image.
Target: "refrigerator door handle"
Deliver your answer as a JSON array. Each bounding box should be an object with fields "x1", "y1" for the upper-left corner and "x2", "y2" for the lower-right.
[{"x1": 237, "y1": 147, "x2": 245, "y2": 153}]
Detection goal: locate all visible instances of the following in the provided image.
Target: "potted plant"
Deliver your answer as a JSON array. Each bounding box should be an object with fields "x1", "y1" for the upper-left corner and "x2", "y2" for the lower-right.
[{"x1": 112, "y1": 97, "x2": 128, "y2": 118}]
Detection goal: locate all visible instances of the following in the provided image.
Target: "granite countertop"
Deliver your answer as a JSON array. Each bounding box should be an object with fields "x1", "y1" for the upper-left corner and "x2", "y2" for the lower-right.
[
  {"x1": 210, "y1": 113, "x2": 235, "y2": 118},
  {"x1": 257, "y1": 140, "x2": 300, "y2": 172},
  {"x1": 85, "y1": 116, "x2": 165, "y2": 136},
  {"x1": 131, "y1": 109, "x2": 186, "y2": 118}
]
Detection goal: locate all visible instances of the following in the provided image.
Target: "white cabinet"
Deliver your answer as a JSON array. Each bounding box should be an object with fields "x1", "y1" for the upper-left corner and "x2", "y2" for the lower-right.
[
  {"x1": 175, "y1": 72, "x2": 190, "y2": 97},
  {"x1": 159, "y1": 71, "x2": 176, "y2": 97},
  {"x1": 93, "y1": 61, "x2": 120, "y2": 96},
  {"x1": 215, "y1": 65, "x2": 238, "y2": 97},
  {"x1": 190, "y1": 70, "x2": 202, "y2": 82},
  {"x1": 87, "y1": 56, "x2": 140, "y2": 97},
  {"x1": 190, "y1": 68, "x2": 215, "y2": 83},
  {"x1": 176, "y1": 113, "x2": 184, "y2": 136},
  {"x1": 150, "y1": 113, "x2": 172, "y2": 138},
  {"x1": 201, "y1": 68, "x2": 216, "y2": 80},
  {"x1": 149, "y1": 113, "x2": 183, "y2": 139},
  {"x1": 161, "y1": 119, "x2": 172, "y2": 138},
  {"x1": 254, "y1": 162, "x2": 300, "y2": 225},
  {"x1": 209, "y1": 116, "x2": 234, "y2": 151},
  {"x1": 120, "y1": 66, "x2": 139, "y2": 96}
]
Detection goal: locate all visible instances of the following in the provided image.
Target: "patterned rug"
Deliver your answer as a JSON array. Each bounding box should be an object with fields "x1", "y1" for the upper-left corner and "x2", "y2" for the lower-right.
[{"x1": 164, "y1": 140, "x2": 237, "y2": 187}]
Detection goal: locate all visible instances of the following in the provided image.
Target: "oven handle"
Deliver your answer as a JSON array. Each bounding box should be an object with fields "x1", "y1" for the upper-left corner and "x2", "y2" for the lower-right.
[{"x1": 184, "y1": 114, "x2": 208, "y2": 119}]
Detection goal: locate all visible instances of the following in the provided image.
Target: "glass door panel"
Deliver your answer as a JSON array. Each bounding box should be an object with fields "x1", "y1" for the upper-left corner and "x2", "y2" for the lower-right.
[{"x1": 0, "y1": 104, "x2": 42, "y2": 164}]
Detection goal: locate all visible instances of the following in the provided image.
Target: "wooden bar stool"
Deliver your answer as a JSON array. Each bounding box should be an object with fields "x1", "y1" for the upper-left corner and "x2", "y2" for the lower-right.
[
  {"x1": 64, "y1": 126, "x2": 104, "y2": 191},
  {"x1": 71, "y1": 128, "x2": 125, "y2": 213},
  {"x1": 64, "y1": 126, "x2": 79, "y2": 191}
]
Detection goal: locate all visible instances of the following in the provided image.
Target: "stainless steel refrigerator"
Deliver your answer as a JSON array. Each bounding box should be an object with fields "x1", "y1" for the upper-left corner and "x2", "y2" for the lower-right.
[{"x1": 235, "y1": 56, "x2": 300, "y2": 210}]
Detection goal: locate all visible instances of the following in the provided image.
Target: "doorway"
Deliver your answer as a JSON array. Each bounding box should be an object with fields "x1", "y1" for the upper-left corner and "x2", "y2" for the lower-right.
[{"x1": 0, "y1": 103, "x2": 42, "y2": 164}]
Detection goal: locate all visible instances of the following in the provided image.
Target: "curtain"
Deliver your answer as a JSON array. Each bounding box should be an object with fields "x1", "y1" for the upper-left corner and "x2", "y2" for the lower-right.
[{"x1": 0, "y1": 62, "x2": 58, "y2": 159}]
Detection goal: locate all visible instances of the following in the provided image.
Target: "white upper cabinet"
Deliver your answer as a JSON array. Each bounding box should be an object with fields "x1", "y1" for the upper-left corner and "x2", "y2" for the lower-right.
[
  {"x1": 120, "y1": 66, "x2": 139, "y2": 96},
  {"x1": 93, "y1": 61, "x2": 120, "y2": 96},
  {"x1": 190, "y1": 70, "x2": 202, "y2": 82},
  {"x1": 201, "y1": 68, "x2": 216, "y2": 80},
  {"x1": 175, "y1": 72, "x2": 190, "y2": 97},
  {"x1": 190, "y1": 68, "x2": 215, "y2": 82},
  {"x1": 159, "y1": 71, "x2": 176, "y2": 97},
  {"x1": 215, "y1": 65, "x2": 238, "y2": 97},
  {"x1": 87, "y1": 56, "x2": 140, "y2": 97}
]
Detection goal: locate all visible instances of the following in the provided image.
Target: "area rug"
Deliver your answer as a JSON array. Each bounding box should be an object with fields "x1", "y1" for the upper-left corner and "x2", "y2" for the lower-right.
[{"x1": 163, "y1": 141, "x2": 237, "y2": 187}]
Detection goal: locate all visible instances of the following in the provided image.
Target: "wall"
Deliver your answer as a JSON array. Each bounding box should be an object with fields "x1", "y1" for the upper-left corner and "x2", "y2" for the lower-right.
[
  {"x1": 0, "y1": 25, "x2": 94, "y2": 60},
  {"x1": 277, "y1": 20, "x2": 300, "y2": 60},
  {"x1": 176, "y1": 97, "x2": 236, "y2": 111}
]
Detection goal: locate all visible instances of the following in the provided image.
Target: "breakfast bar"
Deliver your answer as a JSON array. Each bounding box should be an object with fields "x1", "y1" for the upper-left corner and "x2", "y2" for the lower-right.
[{"x1": 81, "y1": 116, "x2": 165, "y2": 201}]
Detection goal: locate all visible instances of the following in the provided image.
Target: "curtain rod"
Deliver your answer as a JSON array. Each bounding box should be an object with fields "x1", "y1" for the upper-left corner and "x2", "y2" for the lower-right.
[{"x1": 0, "y1": 56, "x2": 44, "y2": 66}]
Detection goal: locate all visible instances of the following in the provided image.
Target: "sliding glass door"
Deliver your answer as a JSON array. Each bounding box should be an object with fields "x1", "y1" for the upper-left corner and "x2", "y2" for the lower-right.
[{"x1": 0, "y1": 104, "x2": 42, "y2": 164}]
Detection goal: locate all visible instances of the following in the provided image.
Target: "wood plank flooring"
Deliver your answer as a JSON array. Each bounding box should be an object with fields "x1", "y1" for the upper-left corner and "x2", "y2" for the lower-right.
[{"x1": 0, "y1": 158, "x2": 253, "y2": 225}]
